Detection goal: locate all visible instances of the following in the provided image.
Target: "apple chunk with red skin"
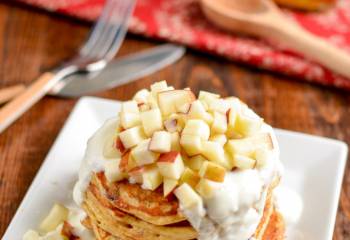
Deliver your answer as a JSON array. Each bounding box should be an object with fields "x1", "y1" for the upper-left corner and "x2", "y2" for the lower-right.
[
  {"x1": 157, "y1": 90, "x2": 196, "y2": 116},
  {"x1": 157, "y1": 151, "x2": 185, "y2": 180}
]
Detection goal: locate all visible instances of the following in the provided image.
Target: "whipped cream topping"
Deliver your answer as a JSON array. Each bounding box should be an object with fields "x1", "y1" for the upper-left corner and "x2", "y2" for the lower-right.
[
  {"x1": 73, "y1": 118, "x2": 119, "y2": 205},
  {"x1": 180, "y1": 123, "x2": 282, "y2": 240}
]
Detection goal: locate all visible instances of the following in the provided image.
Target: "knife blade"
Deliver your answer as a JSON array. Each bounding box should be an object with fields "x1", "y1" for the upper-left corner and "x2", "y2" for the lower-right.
[{"x1": 50, "y1": 44, "x2": 185, "y2": 97}]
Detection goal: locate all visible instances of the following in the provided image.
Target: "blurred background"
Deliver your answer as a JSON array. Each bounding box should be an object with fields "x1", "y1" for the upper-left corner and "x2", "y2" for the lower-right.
[{"x1": 0, "y1": 0, "x2": 350, "y2": 238}]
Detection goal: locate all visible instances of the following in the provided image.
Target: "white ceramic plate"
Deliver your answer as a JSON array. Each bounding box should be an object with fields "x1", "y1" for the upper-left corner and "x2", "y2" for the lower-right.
[{"x1": 3, "y1": 97, "x2": 348, "y2": 240}]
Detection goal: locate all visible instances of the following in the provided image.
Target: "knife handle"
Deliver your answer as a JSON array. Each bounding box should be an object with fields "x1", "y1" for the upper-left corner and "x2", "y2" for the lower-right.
[
  {"x1": 0, "y1": 84, "x2": 26, "y2": 105},
  {"x1": 0, "y1": 72, "x2": 58, "y2": 134}
]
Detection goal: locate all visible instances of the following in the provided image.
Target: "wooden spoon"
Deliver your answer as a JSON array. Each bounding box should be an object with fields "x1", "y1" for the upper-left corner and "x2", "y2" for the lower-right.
[
  {"x1": 201, "y1": 0, "x2": 350, "y2": 79},
  {"x1": 0, "y1": 84, "x2": 26, "y2": 105}
]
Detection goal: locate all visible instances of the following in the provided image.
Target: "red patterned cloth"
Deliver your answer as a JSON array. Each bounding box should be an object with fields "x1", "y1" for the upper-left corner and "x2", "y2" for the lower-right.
[{"x1": 19, "y1": 0, "x2": 350, "y2": 90}]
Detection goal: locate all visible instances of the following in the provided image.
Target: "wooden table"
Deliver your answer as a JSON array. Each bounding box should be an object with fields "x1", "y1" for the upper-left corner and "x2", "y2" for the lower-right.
[{"x1": 0, "y1": 1, "x2": 349, "y2": 239}]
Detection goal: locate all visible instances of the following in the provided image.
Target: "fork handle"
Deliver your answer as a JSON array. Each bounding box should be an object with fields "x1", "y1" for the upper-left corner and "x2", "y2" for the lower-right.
[
  {"x1": 0, "y1": 72, "x2": 58, "y2": 134},
  {"x1": 267, "y1": 18, "x2": 350, "y2": 79}
]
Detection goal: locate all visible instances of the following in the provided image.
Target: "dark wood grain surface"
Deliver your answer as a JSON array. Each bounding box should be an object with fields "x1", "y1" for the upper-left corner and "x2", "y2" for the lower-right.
[{"x1": 0, "y1": 1, "x2": 349, "y2": 239}]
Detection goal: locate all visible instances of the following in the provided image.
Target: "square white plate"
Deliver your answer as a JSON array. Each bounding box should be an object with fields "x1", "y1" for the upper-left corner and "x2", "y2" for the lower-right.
[{"x1": 3, "y1": 97, "x2": 348, "y2": 240}]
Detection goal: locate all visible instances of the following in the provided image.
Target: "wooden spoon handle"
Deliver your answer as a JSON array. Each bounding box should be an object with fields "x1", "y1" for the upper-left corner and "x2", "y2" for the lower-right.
[
  {"x1": 268, "y1": 20, "x2": 350, "y2": 79},
  {"x1": 0, "y1": 72, "x2": 58, "y2": 134},
  {"x1": 0, "y1": 84, "x2": 26, "y2": 105}
]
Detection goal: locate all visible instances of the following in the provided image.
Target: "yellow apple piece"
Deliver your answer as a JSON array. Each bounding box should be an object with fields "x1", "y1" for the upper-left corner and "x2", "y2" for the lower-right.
[
  {"x1": 140, "y1": 108, "x2": 163, "y2": 137},
  {"x1": 157, "y1": 90, "x2": 196, "y2": 116},
  {"x1": 141, "y1": 165, "x2": 163, "y2": 191},
  {"x1": 188, "y1": 155, "x2": 207, "y2": 171},
  {"x1": 199, "y1": 161, "x2": 226, "y2": 182},
  {"x1": 234, "y1": 154, "x2": 256, "y2": 170},
  {"x1": 163, "y1": 178, "x2": 178, "y2": 197},
  {"x1": 179, "y1": 167, "x2": 200, "y2": 188},
  {"x1": 187, "y1": 100, "x2": 213, "y2": 124},
  {"x1": 157, "y1": 151, "x2": 185, "y2": 179},
  {"x1": 170, "y1": 132, "x2": 181, "y2": 151},
  {"x1": 198, "y1": 91, "x2": 220, "y2": 110},
  {"x1": 226, "y1": 107, "x2": 238, "y2": 138},
  {"x1": 211, "y1": 111, "x2": 227, "y2": 134},
  {"x1": 119, "y1": 126, "x2": 145, "y2": 149},
  {"x1": 133, "y1": 88, "x2": 150, "y2": 104},
  {"x1": 128, "y1": 166, "x2": 144, "y2": 184},
  {"x1": 151, "y1": 80, "x2": 168, "y2": 97},
  {"x1": 121, "y1": 100, "x2": 139, "y2": 114},
  {"x1": 234, "y1": 111, "x2": 263, "y2": 136},
  {"x1": 195, "y1": 178, "x2": 221, "y2": 199},
  {"x1": 182, "y1": 119, "x2": 210, "y2": 141},
  {"x1": 226, "y1": 133, "x2": 273, "y2": 157},
  {"x1": 23, "y1": 230, "x2": 40, "y2": 240},
  {"x1": 120, "y1": 112, "x2": 141, "y2": 129},
  {"x1": 180, "y1": 134, "x2": 202, "y2": 156},
  {"x1": 39, "y1": 203, "x2": 69, "y2": 233},
  {"x1": 209, "y1": 134, "x2": 227, "y2": 146},
  {"x1": 131, "y1": 139, "x2": 160, "y2": 166},
  {"x1": 103, "y1": 134, "x2": 121, "y2": 159},
  {"x1": 149, "y1": 131, "x2": 172, "y2": 153},
  {"x1": 174, "y1": 183, "x2": 203, "y2": 209},
  {"x1": 104, "y1": 158, "x2": 126, "y2": 183},
  {"x1": 208, "y1": 98, "x2": 230, "y2": 114},
  {"x1": 201, "y1": 141, "x2": 231, "y2": 169}
]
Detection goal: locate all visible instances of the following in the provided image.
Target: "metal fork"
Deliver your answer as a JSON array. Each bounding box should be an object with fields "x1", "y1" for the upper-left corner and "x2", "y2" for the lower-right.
[{"x1": 0, "y1": 0, "x2": 135, "y2": 134}]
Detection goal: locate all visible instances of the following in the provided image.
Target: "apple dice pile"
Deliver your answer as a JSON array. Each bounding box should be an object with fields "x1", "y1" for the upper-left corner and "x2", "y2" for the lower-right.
[{"x1": 102, "y1": 81, "x2": 274, "y2": 204}]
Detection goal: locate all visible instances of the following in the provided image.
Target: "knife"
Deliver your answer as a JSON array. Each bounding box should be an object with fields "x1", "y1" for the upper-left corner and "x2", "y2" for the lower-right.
[{"x1": 50, "y1": 44, "x2": 186, "y2": 97}]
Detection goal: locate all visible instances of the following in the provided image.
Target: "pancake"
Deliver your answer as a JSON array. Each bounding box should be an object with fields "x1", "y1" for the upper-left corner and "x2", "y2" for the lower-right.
[{"x1": 81, "y1": 172, "x2": 284, "y2": 240}]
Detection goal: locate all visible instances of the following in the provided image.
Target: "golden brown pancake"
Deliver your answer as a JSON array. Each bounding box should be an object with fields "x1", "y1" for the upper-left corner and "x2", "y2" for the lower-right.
[{"x1": 81, "y1": 172, "x2": 284, "y2": 240}]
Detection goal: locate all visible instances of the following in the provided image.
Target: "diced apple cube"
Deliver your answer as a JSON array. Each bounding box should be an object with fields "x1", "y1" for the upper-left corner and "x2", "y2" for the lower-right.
[
  {"x1": 119, "y1": 151, "x2": 138, "y2": 172},
  {"x1": 234, "y1": 154, "x2": 256, "y2": 170},
  {"x1": 188, "y1": 155, "x2": 207, "y2": 171},
  {"x1": 119, "y1": 126, "x2": 145, "y2": 149},
  {"x1": 208, "y1": 99, "x2": 230, "y2": 114},
  {"x1": 128, "y1": 166, "x2": 144, "y2": 184},
  {"x1": 120, "y1": 112, "x2": 141, "y2": 129},
  {"x1": 209, "y1": 134, "x2": 227, "y2": 146},
  {"x1": 141, "y1": 165, "x2": 163, "y2": 191},
  {"x1": 182, "y1": 119, "x2": 210, "y2": 141},
  {"x1": 139, "y1": 103, "x2": 151, "y2": 112},
  {"x1": 157, "y1": 151, "x2": 185, "y2": 179},
  {"x1": 225, "y1": 133, "x2": 273, "y2": 157},
  {"x1": 187, "y1": 100, "x2": 213, "y2": 124},
  {"x1": 140, "y1": 108, "x2": 163, "y2": 136},
  {"x1": 163, "y1": 178, "x2": 178, "y2": 197},
  {"x1": 177, "y1": 103, "x2": 191, "y2": 114},
  {"x1": 157, "y1": 90, "x2": 196, "y2": 116},
  {"x1": 174, "y1": 183, "x2": 203, "y2": 209},
  {"x1": 149, "y1": 131, "x2": 172, "y2": 153},
  {"x1": 23, "y1": 230, "x2": 40, "y2": 240},
  {"x1": 151, "y1": 80, "x2": 168, "y2": 96},
  {"x1": 103, "y1": 135, "x2": 121, "y2": 159},
  {"x1": 131, "y1": 139, "x2": 160, "y2": 166},
  {"x1": 39, "y1": 204, "x2": 68, "y2": 233},
  {"x1": 201, "y1": 141, "x2": 231, "y2": 169},
  {"x1": 234, "y1": 111, "x2": 263, "y2": 136},
  {"x1": 199, "y1": 161, "x2": 226, "y2": 182},
  {"x1": 180, "y1": 134, "x2": 202, "y2": 156},
  {"x1": 198, "y1": 91, "x2": 220, "y2": 109},
  {"x1": 211, "y1": 111, "x2": 227, "y2": 134},
  {"x1": 179, "y1": 167, "x2": 200, "y2": 188},
  {"x1": 121, "y1": 100, "x2": 139, "y2": 114},
  {"x1": 226, "y1": 108, "x2": 238, "y2": 138},
  {"x1": 104, "y1": 158, "x2": 126, "y2": 183},
  {"x1": 195, "y1": 178, "x2": 221, "y2": 199},
  {"x1": 147, "y1": 94, "x2": 159, "y2": 109},
  {"x1": 133, "y1": 89, "x2": 150, "y2": 104},
  {"x1": 170, "y1": 132, "x2": 181, "y2": 151}
]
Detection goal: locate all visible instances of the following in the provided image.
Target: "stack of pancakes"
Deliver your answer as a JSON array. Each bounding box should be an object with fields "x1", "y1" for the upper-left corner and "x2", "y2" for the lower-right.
[{"x1": 82, "y1": 172, "x2": 284, "y2": 240}]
